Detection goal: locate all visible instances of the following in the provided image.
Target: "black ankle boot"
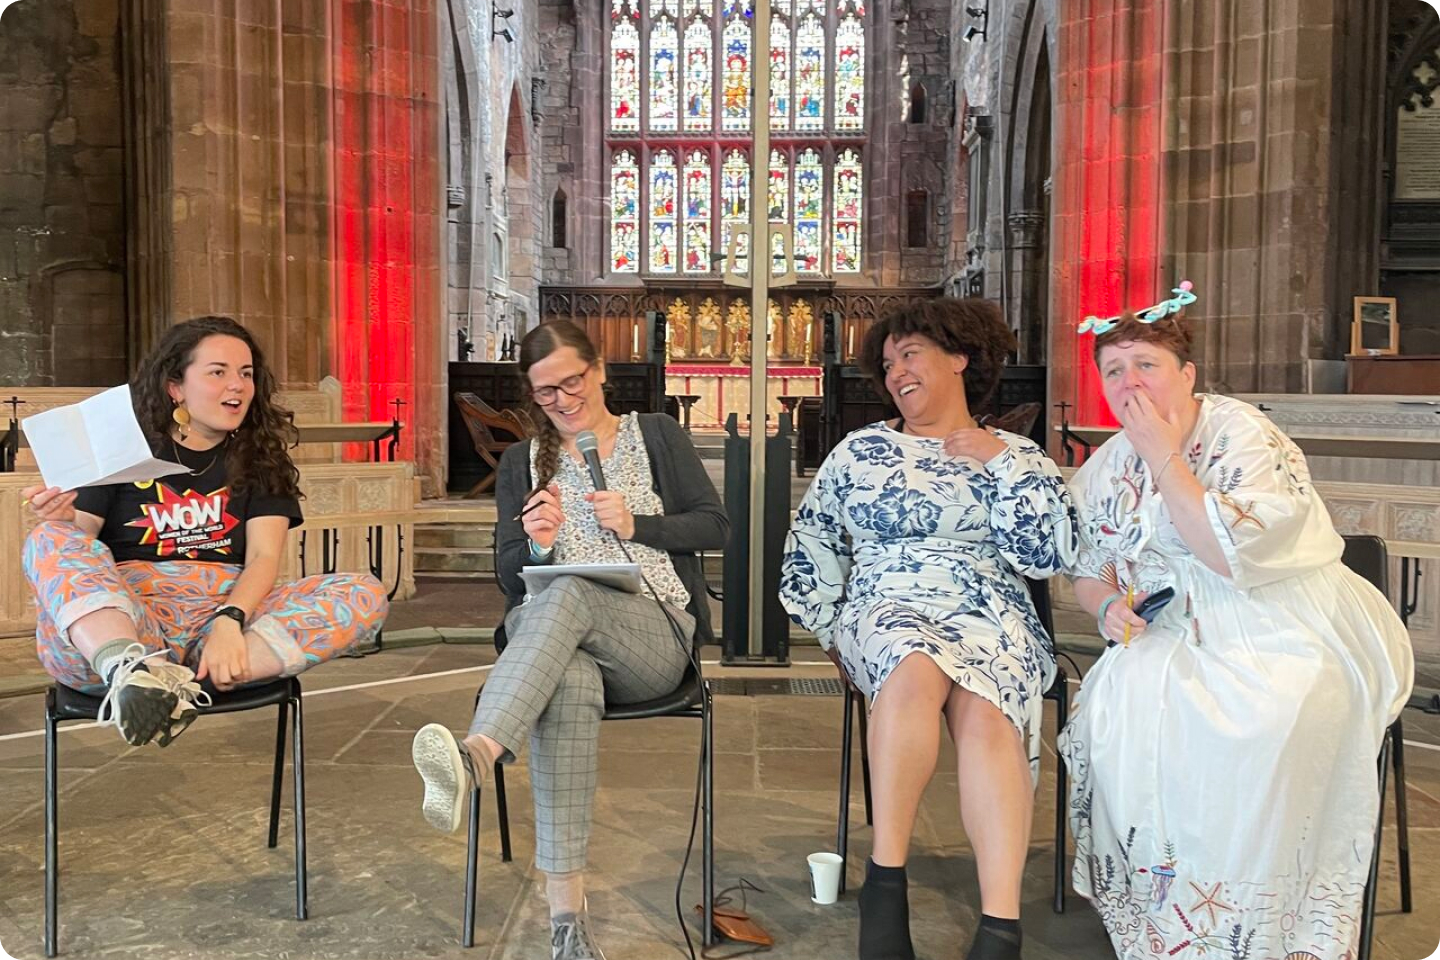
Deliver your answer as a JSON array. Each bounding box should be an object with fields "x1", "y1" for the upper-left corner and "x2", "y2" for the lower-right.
[
  {"x1": 966, "y1": 915, "x2": 1022, "y2": 960},
  {"x1": 857, "y1": 859, "x2": 915, "y2": 960}
]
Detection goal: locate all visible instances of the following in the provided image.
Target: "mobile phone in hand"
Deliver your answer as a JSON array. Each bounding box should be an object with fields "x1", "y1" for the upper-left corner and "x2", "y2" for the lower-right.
[{"x1": 1133, "y1": 586, "x2": 1176, "y2": 623}]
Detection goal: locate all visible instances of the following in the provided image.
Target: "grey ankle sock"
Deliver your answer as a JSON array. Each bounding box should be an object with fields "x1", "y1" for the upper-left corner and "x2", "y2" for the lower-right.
[{"x1": 90, "y1": 640, "x2": 139, "y2": 685}]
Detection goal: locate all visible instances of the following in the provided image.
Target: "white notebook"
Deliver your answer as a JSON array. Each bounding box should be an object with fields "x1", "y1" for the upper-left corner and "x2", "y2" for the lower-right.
[{"x1": 521, "y1": 562, "x2": 643, "y2": 597}]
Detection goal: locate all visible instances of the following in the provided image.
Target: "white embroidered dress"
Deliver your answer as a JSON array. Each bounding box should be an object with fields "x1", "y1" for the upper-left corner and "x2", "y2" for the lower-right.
[
  {"x1": 1060, "y1": 395, "x2": 1413, "y2": 960},
  {"x1": 781, "y1": 422, "x2": 1078, "y2": 774}
]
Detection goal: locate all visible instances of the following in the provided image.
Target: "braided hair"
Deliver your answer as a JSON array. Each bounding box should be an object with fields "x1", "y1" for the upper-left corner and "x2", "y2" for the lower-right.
[{"x1": 518, "y1": 319, "x2": 602, "y2": 487}]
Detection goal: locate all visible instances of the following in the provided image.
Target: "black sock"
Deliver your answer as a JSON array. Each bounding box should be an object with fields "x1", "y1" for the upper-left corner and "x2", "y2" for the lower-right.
[
  {"x1": 966, "y1": 914, "x2": 1022, "y2": 960},
  {"x1": 858, "y1": 859, "x2": 914, "y2": 960}
]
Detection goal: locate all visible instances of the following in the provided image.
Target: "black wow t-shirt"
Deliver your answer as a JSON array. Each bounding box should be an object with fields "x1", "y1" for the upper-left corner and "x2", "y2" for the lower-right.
[{"x1": 74, "y1": 440, "x2": 303, "y2": 564}]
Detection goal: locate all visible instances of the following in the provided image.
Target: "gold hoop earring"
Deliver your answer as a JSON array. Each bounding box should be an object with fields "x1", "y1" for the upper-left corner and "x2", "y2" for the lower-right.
[{"x1": 172, "y1": 402, "x2": 190, "y2": 440}]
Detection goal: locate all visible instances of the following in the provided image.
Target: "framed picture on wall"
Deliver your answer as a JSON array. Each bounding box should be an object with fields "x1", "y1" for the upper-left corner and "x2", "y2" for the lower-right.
[{"x1": 1350, "y1": 297, "x2": 1399, "y2": 356}]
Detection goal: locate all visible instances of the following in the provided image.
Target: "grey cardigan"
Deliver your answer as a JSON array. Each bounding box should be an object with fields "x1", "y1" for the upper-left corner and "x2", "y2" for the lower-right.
[{"x1": 494, "y1": 413, "x2": 729, "y2": 646}]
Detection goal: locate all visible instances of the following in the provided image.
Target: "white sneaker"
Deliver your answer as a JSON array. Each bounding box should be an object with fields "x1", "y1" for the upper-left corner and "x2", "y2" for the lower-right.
[
  {"x1": 412, "y1": 723, "x2": 474, "y2": 833},
  {"x1": 551, "y1": 911, "x2": 607, "y2": 960},
  {"x1": 96, "y1": 645, "x2": 181, "y2": 746},
  {"x1": 148, "y1": 660, "x2": 210, "y2": 748}
]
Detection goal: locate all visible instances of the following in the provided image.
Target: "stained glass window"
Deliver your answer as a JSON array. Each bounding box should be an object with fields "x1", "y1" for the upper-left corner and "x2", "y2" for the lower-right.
[
  {"x1": 721, "y1": 15, "x2": 752, "y2": 132},
  {"x1": 683, "y1": 18, "x2": 712, "y2": 132},
  {"x1": 683, "y1": 150, "x2": 713, "y2": 273},
  {"x1": 795, "y1": 148, "x2": 823, "y2": 273},
  {"x1": 769, "y1": 150, "x2": 789, "y2": 275},
  {"x1": 611, "y1": 3, "x2": 640, "y2": 132},
  {"x1": 794, "y1": 8, "x2": 825, "y2": 131},
  {"x1": 650, "y1": 150, "x2": 678, "y2": 273},
  {"x1": 607, "y1": 0, "x2": 866, "y2": 276},
  {"x1": 720, "y1": 149, "x2": 750, "y2": 271},
  {"x1": 832, "y1": 148, "x2": 862, "y2": 273},
  {"x1": 834, "y1": 11, "x2": 865, "y2": 132},
  {"x1": 769, "y1": 17, "x2": 791, "y2": 130},
  {"x1": 649, "y1": 6, "x2": 679, "y2": 132},
  {"x1": 611, "y1": 149, "x2": 640, "y2": 273}
]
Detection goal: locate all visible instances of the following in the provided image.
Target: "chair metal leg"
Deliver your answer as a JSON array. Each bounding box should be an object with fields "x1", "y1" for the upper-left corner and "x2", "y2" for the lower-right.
[
  {"x1": 494, "y1": 760, "x2": 512, "y2": 863},
  {"x1": 268, "y1": 699, "x2": 289, "y2": 849},
  {"x1": 857, "y1": 699, "x2": 873, "y2": 827},
  {"x1": 1391, "y1": 719, "x2": 1411, "y2": 913},
  {"x1": 291, "y1": 690, "x2": 308, "y2": 921},
  {"x1": 1359, "y1": 735, "x2": 1392, "y2": 960},
  {"x1": 463, "y1": 785, "x2": 482, "y2": 948},
  {"x1": 1052, "y1": 671, "x2": 1069, "y2": 915},
  {"x1": 45, "y1": 693, "x2": 59, "y2": 959},
  {"x1": 702, "y1": 688, "x2": 716, "y2": 948},
  {"x1": 837, "y1": 686, "x2": 855, "y2": 896}
]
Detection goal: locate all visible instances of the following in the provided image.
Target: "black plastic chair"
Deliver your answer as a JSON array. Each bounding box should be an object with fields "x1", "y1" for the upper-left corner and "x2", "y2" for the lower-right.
[
  {"x1": 44, "y1": 676, "x2": 306, "y2": 957},
  {"x1": 459, "y1": 623, "x2": 715, "y2": 948},
  {"x1": 834, "y1": 577, "x2": 1071, "y2": 913},
  {"x1": 1339, "y1": 535, "x2": 1412, "y2": 960}
]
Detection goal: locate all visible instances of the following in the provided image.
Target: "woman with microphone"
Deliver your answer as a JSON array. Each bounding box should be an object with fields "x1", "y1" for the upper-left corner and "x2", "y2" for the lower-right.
[{"x1": 412, "y1": 319, "x2": 727, "y2": 959}]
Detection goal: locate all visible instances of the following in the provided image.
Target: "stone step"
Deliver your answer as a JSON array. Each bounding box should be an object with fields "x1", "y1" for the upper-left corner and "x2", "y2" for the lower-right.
[
  {"x1": 415, "y1": 546, "x2": 494, "y2": 575},
  {"x1": 414, "y1": 523, "x2": 494, "y2": 550}
]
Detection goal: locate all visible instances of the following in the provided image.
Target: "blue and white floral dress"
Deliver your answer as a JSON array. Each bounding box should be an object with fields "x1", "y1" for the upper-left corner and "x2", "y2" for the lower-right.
[
  {"x1": 1060, "y1": 395, "x2": 1413, "y2": 960},
  {"x1": 780, "y1": 422, "x2": 1078, "y2": 775}
]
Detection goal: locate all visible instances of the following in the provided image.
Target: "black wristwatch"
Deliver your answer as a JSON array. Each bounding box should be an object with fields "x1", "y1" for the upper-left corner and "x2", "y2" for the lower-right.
[{"x1": 212, "y1": 605, "x2": 247, "y2": 628}]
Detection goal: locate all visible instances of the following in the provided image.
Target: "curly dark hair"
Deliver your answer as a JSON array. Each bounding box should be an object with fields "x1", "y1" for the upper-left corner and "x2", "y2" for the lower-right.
[
  {"x1": 131, "y1": 316, "x2": 301, "y2": 499},
  {"x1": 858, "y1": 298, "x2": 1017, "y2": 408},
  {"x1": 518, "y1": 319, "x2": 601, "y2": 489},
  {"x1": 1091, "y1": 313, "x2": 1194, "y2": 367}
]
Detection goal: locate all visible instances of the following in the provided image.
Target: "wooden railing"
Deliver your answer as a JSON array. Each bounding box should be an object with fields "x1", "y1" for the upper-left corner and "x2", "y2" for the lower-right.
[
  {"x1": 0, "y1": 381, "x2": 346, "y2": 469},
  {"x1": 0, "y1": 461, "x2": 415, "y2": 640}
]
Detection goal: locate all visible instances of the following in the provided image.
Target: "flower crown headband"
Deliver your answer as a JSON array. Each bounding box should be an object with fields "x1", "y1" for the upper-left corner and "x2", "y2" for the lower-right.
[{"x1": 1076, "y1": 281, "x2": 1196, "y2": 335}]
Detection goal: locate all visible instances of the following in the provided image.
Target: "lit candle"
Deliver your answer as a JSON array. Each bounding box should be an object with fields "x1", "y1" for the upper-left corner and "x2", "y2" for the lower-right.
[
  {"x1": 633, "y1": 322, "x2": 640, "y2": 356},
  {"x1": 846, "y1": 325, "x2": 855, "y2": 359}
]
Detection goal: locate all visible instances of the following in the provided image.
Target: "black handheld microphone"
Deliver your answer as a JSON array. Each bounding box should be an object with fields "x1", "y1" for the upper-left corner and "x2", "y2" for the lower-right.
[{"x1": 575, "y1": 430, "x2": 607, "y2": 492}]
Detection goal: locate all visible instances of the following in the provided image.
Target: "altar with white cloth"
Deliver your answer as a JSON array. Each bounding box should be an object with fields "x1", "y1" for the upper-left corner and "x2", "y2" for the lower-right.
[{"x1": 664, "y1": 364, "x2": 822, "y2": 430}]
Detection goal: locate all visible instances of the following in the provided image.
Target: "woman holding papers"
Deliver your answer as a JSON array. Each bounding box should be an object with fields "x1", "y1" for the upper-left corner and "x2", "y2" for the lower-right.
[
  {"x1": 1061, "y1": 289, "x2": 1412, "y2": 960},
  {"x1": 22, "y1": 316, "x2": 388, "y2": 747},
  {"x1": 781, "y1": 299, "x2": 1077, "y2": 960},
  {"x1": 411, "y1": 319, "x2": 726, "y2": 959}
]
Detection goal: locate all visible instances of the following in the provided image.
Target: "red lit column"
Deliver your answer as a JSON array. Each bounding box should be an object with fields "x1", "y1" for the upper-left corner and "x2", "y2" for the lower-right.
[
  {"x1": 1050, "y1": 0, "x2": 1167, "y2": 432},
  {"x1": 330, "y1": 0, "x2": 441, "y2": 465}
]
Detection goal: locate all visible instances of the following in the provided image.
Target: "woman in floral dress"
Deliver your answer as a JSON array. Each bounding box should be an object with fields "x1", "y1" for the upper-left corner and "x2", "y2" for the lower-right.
[
  {"x1": 1061, "y1": 296, "x2": 1412, "y2": 960},
  {"x1": 782, "y1": 299, "x2": 1077, "y2": 960}
]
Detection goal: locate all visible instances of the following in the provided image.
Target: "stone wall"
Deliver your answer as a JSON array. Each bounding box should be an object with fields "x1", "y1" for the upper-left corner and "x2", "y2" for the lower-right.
[
  {"x1": 0, "y1": 0, "x2": 126, "y2": 386},
  {"x1": 1166, "y1": 0, "x2": 1389, "y2": 395},
  {"x1": 873, "y1": 0, "x2": 953, "y2": 287},
  {"x1": 442, "y1": 0, "x2": 554, "y2": 364}
]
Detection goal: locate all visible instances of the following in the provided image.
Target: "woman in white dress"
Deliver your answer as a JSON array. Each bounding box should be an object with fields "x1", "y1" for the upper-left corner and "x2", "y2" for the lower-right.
[
  {"x1": 782, "y1": 298, "x2": 1077, "y2": 960},
  {"x1": 1061, "y1": 289, "x2": 1413, "y2": 960}
]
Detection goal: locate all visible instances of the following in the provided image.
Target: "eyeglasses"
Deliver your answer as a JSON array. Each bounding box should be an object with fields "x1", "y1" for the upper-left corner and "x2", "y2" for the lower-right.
[{"x1": 529, "y1": 363, "x2": 594, "y2": 406}]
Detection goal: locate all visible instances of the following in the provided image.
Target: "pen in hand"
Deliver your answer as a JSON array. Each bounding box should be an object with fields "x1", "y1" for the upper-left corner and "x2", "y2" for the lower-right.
[{"x1": 511, "y1": 485, "x2": 553, "y2": 522}]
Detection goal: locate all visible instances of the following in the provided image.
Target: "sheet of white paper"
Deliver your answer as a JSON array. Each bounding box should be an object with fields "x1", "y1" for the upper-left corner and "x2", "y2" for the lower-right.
[{"x1": 20, "y1": 385, "x2": 188, "y2": 490}]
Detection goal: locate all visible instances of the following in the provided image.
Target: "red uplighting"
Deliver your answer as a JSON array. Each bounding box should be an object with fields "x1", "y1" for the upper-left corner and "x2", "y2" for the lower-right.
[{"x1": 1058, "y1": 0, "x2": 1165, "y2": 429}]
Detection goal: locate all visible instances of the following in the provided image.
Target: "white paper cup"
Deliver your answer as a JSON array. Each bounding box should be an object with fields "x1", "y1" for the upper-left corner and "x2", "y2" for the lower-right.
[{"x1": 808, "y1": 851, "x2": 844, "y2": 904}]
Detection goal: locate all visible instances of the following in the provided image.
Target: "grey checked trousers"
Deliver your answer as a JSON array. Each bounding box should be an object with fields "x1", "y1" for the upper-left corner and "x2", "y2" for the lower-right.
[{"x1": 469, "y1": 575, "x2": 693, "y2": 873}]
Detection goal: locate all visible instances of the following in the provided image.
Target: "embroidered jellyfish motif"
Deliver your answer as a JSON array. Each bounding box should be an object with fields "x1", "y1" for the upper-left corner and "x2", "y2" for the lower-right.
[
  {"x1": 1150, "y1": 864, "x2": 1177, "y2": 911},
  {"x1": 1283, "y1": 954, "x2": 1323, "y2": 960}
]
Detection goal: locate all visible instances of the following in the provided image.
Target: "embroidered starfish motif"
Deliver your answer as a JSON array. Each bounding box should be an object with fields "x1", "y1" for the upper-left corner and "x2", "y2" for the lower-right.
[
  {"x1": 1218, "y1": 494, "x2": 1265, "y2": 532},
  {"x1": 1187, "y1": 881, "x2": 1234, "y2": 927}
]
